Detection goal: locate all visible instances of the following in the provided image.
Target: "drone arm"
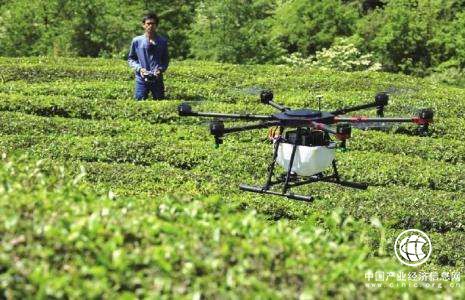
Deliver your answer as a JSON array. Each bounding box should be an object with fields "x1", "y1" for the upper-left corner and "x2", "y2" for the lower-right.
[
  {"x1": 178, "y1": 102, "x2": 273, "y2": 120},
  {"x1": 331, "y1": 93, "x2": 389, "y2": 116},
  {"x1": 259, "y1": 90, "x2": 290, "y2": 112},
  {"x1": 267, "y1": 101, "x2": 290, "y2": 112},
  {"x1": 334, "y1": 109, "x2": 433, "y2": 136},
  {"x1": 217, "y1": 121, "x2": 283, "y2": 135},
  {"x1": 334, "y1": 116, "x2": 431, "y2": 125},
  {"x1": 209, "y1": 120, "x2": 282, "y2": 146}
]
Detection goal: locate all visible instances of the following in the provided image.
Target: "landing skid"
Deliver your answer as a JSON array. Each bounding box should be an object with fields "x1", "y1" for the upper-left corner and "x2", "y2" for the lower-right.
[
  {"x1": 239, "y1": 136, "x2": 367, "y2": 202},
  {"x1": 239, "y1": 184, "x2": 315, "y2": 202},
  {"x1": 239, "y1": 169, "x2": 367, "y2": 202}
]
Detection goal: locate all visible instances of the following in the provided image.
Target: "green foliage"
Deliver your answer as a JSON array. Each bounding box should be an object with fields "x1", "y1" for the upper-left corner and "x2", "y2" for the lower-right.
[
  {"x1": 0, "y1": 153, "x2": 411, "y2": 298},
  {"x1": 3, "y1": 0, "x2": 465, "y2": 77},
  {"x1": 431, "y1": 11, "x2": 465, "y2": 69},
  {"x1": 356, "y1": 0, "x2": 442, "y2": 75},
  {"x1": 271, "y1": 0, "x2": 359, "y2": 56},
  {"x1": 188, "y1": 0, "x2": 284, "y2": 64},
  {"x1": 0, "y1": 1, "x2": 57, "y2": 56},
  {"x1": 0, "y1": 57, "x2": 464, "y2": 297},
  {"x1": 0, "y1": 0, "x2": 199, "y2": 59}
]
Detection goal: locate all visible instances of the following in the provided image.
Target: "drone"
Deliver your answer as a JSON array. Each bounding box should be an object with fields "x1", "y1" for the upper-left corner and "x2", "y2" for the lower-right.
[{"x1": 178, "y1": 90, "x2": 433, "y2": 202}]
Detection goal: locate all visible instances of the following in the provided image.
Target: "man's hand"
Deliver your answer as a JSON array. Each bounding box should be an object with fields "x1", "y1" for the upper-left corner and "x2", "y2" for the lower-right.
[
  {"x1": 155, "y1": 69, "x2": 162, "y2": 76},
  {"x1": 140, "y1": 68, "x2": 148, "y2": 77}
]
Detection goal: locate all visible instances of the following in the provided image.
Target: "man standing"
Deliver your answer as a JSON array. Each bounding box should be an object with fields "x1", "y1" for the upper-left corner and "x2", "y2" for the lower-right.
[{"x1": 128, "y1": 12, "x2": 169, "y2": 100}]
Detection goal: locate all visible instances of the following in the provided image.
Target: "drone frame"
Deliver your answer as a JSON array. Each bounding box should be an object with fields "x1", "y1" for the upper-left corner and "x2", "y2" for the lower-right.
[{"x1": 178, "y1": 90, "x2": 433, "y2": 202}]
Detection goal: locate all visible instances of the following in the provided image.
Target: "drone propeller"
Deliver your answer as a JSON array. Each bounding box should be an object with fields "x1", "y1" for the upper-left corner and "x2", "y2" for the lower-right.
[
  {"x1": 349, "y1": 121, "x2": 397, "y2": 131},
  {"x1": 397, "y1": 104, "x2": 435, "y2": 123},
  {"x1": 228, "y1": 86, "x2": 272, "y2": 104},
  {"x1": 238, "y1": 86, "x2": 268, "y2": 96}
]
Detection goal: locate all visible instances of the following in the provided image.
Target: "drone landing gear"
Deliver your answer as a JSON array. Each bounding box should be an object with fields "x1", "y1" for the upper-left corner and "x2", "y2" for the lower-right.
[
  {"x1": 239, "y1": 162, "x2": 367, "y2": 202},
  {"x1": 239, "y1": 140, "x2": 367, "y2": 202}
]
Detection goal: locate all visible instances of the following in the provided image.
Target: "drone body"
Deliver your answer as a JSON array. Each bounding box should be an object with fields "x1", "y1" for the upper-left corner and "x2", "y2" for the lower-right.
[{"x1": 178, "y1": 91, "x2": 433, "y2": 202}]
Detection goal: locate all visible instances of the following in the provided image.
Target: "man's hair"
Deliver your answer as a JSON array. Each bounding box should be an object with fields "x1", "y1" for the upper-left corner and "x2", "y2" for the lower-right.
[{"x1": 142, "y1": 12, "x2": 159, "y2": 25}]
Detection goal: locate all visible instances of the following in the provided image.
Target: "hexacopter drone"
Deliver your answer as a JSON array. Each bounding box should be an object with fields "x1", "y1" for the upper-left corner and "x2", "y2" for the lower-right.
[{"x1": 178, "y1": 91, "x2": 433, "y2": 202}]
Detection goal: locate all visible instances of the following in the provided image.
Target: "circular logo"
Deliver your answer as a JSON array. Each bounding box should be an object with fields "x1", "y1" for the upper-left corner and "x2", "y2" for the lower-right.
[{"x1": 394, "y1": 229, "x2": 432, "y2": 267}]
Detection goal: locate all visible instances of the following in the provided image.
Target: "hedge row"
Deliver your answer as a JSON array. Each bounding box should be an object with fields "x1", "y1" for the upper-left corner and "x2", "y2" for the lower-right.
[
  {"x1": 349, "y1": 130, "x2": 465, "y2": 164},
  {"x1": 0, "y1": 132, "x2": 463, "y2": 194},
  {"x1": 44, "y1": 156, "x2": 465, "y2": 235},
  {"x1": 2, "y1": 58, "x2": 464, "y2": 118},
  {"x1": 0, "y1": 93, "x2": 281, "y2": 123},
  {"x1": 1, "y1": 112, "x2": 463, "y2": 165},
  {"x1": 2, "y1": 154, "x2": 419, "y2": 298},
  {"x1": 337, "y1": 150, "x2": 464, "y2": 192},
  {"x1": 0, "y1": 111, "x2": 208, "y2": 138},
  {"x1": 0, "y1": 92, "x2": 462, "y2": 143},
  {"x1": 1, "y1": 74, "x2": 465, "y2": 119}
]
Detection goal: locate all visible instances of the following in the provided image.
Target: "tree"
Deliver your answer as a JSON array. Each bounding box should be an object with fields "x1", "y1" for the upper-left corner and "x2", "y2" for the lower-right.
[
  {"x1": 188, "y1": 0, "x2": 284, "y2": 64},
  {"x1": 0, "y1": 0, "x2": 199, "y2": 59},
  {"x1": 356, "y1": 0, "x2": 442, "y2": 75},
  {"x1": 271, "y1": 0, "x2": 359, "y2": 56}
]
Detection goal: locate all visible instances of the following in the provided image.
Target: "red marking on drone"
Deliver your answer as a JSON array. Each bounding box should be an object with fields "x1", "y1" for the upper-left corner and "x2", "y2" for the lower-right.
[
  {"x1": 350, "y1": 116, "x2": 369, "y2": 122},
  {"x1": 412, "y1": 117, "x2": 430, "y2": 125},
  {"x1": 335, "y1": 134, "x2": 349, "y2": 140}
]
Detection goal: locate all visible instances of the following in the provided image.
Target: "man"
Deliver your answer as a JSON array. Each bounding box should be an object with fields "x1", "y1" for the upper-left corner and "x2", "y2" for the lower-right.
[{"x1": 128, "y1": 12, "x2": 169, "y2": 100}]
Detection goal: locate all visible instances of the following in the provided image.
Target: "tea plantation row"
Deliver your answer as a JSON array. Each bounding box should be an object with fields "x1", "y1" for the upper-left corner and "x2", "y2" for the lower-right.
[{"x1": 0, "y1": 57, "x2": 463, "y2": 298}]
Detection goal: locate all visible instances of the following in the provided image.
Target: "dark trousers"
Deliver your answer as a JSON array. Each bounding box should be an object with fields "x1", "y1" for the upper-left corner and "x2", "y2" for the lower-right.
[{"x1": 134, "y1": 77, "x2": 165, "y2": 100}]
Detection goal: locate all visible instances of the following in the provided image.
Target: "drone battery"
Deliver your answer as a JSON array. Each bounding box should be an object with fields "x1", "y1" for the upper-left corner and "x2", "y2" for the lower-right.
[{"x1": 276, "y1": 142, "x2": 336, "y2": 177}]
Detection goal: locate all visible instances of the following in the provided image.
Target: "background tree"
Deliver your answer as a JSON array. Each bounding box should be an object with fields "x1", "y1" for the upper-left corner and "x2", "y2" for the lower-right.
[
  {"x1": 1, "y1": 0, "x2": 465, "y2": 80},
  {"x1": 271, "y1": 0, "x2": 359, "y2": 56},
  {"x1": 355, "y1": 0, "x2": 441, "y2": 75},
  {"x1": 188, "y1": 0, "x2": 284, "y2": 64},
  {"x1": 0, "y1": 0, "x2": 199, "y2": 58}
]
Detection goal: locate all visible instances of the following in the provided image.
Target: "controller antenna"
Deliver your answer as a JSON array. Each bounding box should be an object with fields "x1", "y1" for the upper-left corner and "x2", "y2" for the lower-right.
[{"x1": 317, "y1": 95, "x2": 323, "y2": 112}]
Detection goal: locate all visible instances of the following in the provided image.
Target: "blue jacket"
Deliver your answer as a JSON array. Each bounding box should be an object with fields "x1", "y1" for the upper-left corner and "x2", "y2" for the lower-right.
[{"x1": 128, "y1": 35, "x2": 169, "y2": 82}]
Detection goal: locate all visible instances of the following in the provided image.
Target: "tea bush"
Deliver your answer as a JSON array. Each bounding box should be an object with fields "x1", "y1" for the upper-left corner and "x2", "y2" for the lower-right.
[{"x1": 0, "y1": 57, "x2": 463, "y2": 297}]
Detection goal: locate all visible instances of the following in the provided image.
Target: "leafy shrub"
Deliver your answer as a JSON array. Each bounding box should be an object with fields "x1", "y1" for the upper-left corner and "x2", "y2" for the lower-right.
[
  {"x1": 188, "y1": 0, "x2": 283, "y2": 64},
  {"x1": 0, "y1": 57, "x2": 464, "y2": 297},
  {"x1": 0, "y1": 153, "x2": 414, "y2": 298},
  {"x1": 428, "y1": 66, "x2": 465, "y2": 88},
  {"x1": 271, "y1": 0, "x2": 359, "y2": 56},
  {"x1": 355, "y1": 0, "x2": 442, "y2": 75}
]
